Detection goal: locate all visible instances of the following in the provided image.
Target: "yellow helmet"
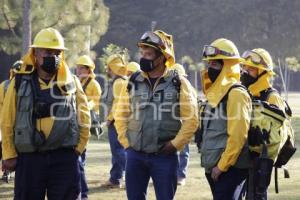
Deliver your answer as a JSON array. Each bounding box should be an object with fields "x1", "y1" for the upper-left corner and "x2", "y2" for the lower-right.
[
  {"x1": 76, "y1": 55, "x2": 95, "y2": 71},
  {"x1": 203, "y1": 38, "x2": 241, "y2": 61},
  {"x1": 138, "y1": 30, "x2": 175, "y2": 67},
  {"x1": 106, "y1": 54, "x2": 127, "y2": 76},
  {"x1": 170, "y1": 63, "x2": 187, "y2": 76},
  {"x1": 30, "y1": 28, "x2": 67, "y2": 50},
  {"x1": 241, "y1": 48, "x2": 275, "y2": 75},
  {"x1": 127, "y1": 62, "x2": 140, "y2": 73}
]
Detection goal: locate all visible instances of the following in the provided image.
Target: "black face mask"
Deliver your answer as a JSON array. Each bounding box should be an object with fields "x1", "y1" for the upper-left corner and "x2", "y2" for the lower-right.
[
  {"x1": 241, "y1": 72, "x2": 257, "y2": 88},
  {"x1": 140, "y1": 57, "x2": 155, "y2": 72},
  {"x1": 41, "y1": 56, "x2": 60, "y2": 74},
  {"x1": 207, "y1": 60, "x2": 223, "y2": 82}
]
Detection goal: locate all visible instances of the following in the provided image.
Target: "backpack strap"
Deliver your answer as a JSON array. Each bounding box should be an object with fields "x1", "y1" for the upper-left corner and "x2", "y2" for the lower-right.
[
  {"x1": 171, "y1": 70, "x2": 181, "y2": 95},
  {"x1": 221, "y1": 84, "x2": 250, "y2": 104},
  {"x1": 82, "y1": 77, "x2": 92, "y2": 93},
  {"x1": 259, "y1": 87, "x2": 277, "y2": 102}
]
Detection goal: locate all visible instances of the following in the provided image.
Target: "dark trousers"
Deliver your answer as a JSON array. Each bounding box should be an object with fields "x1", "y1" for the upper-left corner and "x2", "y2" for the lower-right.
[
  {"x1": 108, "y1": 123, "x2": 126, "y2": 184},
  {"x1": 79, "y1": 149, "x2": 89, "y2": 198},
  {"x1": 205, "y1": 167, "x2": 248, "y2": 200},
  {"x1": 14, "y1": 148, "x2": 80, "y2": 200},
  {"x1": 126, "y1": 149, "x2": 178, "y2": 200}
]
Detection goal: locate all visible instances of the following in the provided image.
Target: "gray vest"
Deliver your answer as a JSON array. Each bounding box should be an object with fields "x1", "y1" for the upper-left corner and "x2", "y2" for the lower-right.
[
  {"x1": 14, "y1": 74, "x2": 80, "y2": 153},
  {"x1": 101, "y1": 76, "x2": 125, "y2": 121},
  {"x1": 126, "y1": 72, "x2": 182, "y2": 153},
  {"x1": 200, "y1": 96, "x2": 250, "y2": 172}
]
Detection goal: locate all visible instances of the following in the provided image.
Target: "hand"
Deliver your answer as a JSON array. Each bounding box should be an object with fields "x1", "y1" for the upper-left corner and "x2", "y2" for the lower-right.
[
  {"x1": 160, "y1": 141, "x2": 177, "y2": 155},
  {"x1": 74, "y1": 149, "x2": 81, "y2": 156},
  {"x1": 2, "y1": 158, "x2": 17, "y2": 171},
  {"x1": 211, "y1": 166, "x2": 223, "y2": 182},
  {"x1": 106, "y1": 120, "x2": 112, "y2": 127}
]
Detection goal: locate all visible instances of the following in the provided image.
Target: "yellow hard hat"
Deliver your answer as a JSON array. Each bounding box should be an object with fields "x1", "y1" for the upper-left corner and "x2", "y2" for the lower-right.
[
  {"x1": 202, "y1": 38, "x2": 241, "y2": 61},
  {"x1": 30, "y1": 28, "x2": 67, "y2": 50},
  {"x1": 171, "y1": 63, "x2": 187, "y2": 76},
  {"x1": 106, "y1": 54, "x2": 127, "y2": 76},
  {"x1": 76, "y1": 55, "x2": 95, "y2": 71},
  {"x1": 241, "y1": 48, "x2": 275, "y2": 75},
  {"x1": 138, "y1": 30, "x2": 175, "y2": 67},
  {"x1": 127, "y1": 62, "x2": 140, "y2": 73}
]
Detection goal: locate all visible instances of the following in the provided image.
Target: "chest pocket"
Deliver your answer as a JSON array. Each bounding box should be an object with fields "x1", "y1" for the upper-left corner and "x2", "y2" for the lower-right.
[
  {"x1": 203, "y1": 103, "x2": 227, "y2": 145},
  {"x1": 17, "y1": 80, "x2": 33, "y2": 112},
  {"x1": 130, "y1": 84, "x2": 150, "y2": 110}
]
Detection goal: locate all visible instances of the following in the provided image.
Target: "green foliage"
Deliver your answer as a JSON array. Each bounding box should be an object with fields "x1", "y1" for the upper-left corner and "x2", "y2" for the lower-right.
[
  {"x1": 180, "y1": 55, "x2": 204, "y2": 71},
  {"x1": 285, "y1": 57, "x2": 300, "y2": 72},
  {"x1": 98, "y1": 43, "x2": 130, "y2": 72},
  {"x1": 0, "y1": 0, "x2": 109, "y2": 66}
]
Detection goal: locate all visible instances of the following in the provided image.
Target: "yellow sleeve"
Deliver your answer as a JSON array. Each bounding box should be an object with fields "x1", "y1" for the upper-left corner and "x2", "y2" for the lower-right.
[
  {"x1": 107, "y1": 78, "x2": 127, "y2": 121},
  {"x1": 74, "y1": 76, "x2": 91, "y2": 154},
  {"x1": 0, "y1": 81, "x2": 5, "y2": 126},
  {"x1": 170, "y1": 77, "x2": 199, "y2": 150},
  {"x1": 85, "y1": 79, "x2": 102, "y2": 114},
  {"x1": 217, "y1": 88, "x2": 252, "y2": 172},
  {"x1": 113, "y1": 80, "x2": 131, "y2": 148},
  {"x1": 1, "y1": 79, "x2": 17, "y2": 160},
  {"x1": 268, "y1": 92, "x2": 285, "y2": 111}
]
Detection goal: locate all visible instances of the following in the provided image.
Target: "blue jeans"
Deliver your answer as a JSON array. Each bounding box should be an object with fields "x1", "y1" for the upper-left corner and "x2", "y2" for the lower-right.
[
  {"x1": 205, "y1": 167, "x2": 248, "y2": 200},
  {"x1": 79, "y1": 149, "x2": 88, "y2": 198},
  {"x1": 177, "y1": 144, "x2": 189, "y2": 179},
  {"x1": 126, "y1": 149, "x2": 178, "y2": 200},
  {"x1": 108, "y1": 123, "x2": 126, "y2": 184},
  {"x1": 14, "y1": 148, "x2": 80, "y2": 200}
]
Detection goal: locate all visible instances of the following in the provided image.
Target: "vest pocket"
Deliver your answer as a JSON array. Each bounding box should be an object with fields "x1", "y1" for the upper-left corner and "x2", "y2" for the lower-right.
[
  {"x1": 201, "y1": 147, "x2": 225, "y2": 170},
  {"x1": 17, "y1": 81, "x2": 32, "y2": 112},
  {"x1": 158, "y1": 121, "x2": 181, "y2": 144}
]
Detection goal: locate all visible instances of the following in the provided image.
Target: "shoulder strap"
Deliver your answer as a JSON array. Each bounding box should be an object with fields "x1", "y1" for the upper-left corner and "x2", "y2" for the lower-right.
[
  {"x1": 260, "y1": 87, "x2": 277, "y2": 102},
  {"x1": 127, "y1": 71, "x2": 141, "y2": 92},
  {"x1": 222, "y1": 84, "x2": 249, "y2": 103},
  {"x1": 171, "y1": 70, "x2": 181, "y2": 94},
  {"x1": 82, "y1": 77, "x2": 92, "y2": 93}
]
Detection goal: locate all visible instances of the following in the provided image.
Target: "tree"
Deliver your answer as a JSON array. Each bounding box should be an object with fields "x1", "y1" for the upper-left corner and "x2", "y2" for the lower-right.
[
  {"x1": 22, "y1": 0, "x2": 31, "y2": 55},
  {"x1": 98, "y1": 43, "x2": 130, "y2": 73},
  {"x1": 0, "y1": 0, "x2": 109, "y2": 66}
]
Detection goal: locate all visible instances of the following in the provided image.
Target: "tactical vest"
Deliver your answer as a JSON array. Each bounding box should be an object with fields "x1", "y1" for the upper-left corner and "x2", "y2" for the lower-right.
[
  {"x1": 14, "y1": 73, "x2": 80, "y2": 153},
  {"x1": 126, "y1": 72, "x2": 182, "y2": 153},
  {"x1": 200, "y1": 89, "x2": 251, "y2": 173}
]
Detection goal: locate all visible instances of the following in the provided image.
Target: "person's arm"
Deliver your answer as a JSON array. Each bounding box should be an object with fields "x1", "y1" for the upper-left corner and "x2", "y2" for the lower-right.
[
  {"x1": 107, "y1": 78, "x2": 126, "y2": 122},
  {"x1": 74, "y1": 76, "x2": 91, "y2": 154},
  {"x1": 86, "y1": 80, "x2": 102, "y2": 114},
  {"x1": 217, "y1": 88, "x2": 252, "y2": 172},
  {"x1": 113, "y1": 80, "x2": 131, "y2": 148},
  {"x1": 170, "y1": 77, "x2": 199, "y2": 150},
  {"x1": 1, "y1": 79, "x2": 17, "y2": 160}
]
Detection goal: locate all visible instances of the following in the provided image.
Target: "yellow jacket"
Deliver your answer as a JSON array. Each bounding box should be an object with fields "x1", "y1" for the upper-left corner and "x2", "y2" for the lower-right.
[
  {"x1": 114, "y1": 69, "x2": 199, "y2": 151},
  {"x1": 1, "y1": 50, "x2": 91, "y2": 160},
  {"x1": 201, "y1": 60, "x2": 252, "y2": 172},
  {"x1": 0, "y1": 80, "x2": 6, "y2": 140},
  {"x1": 107, "y1": 77, "x2": 128, "y2": 122},
  {"x1": 0, "y1": 81, "x2": 5, "y2": 126},
  {"x1": 81, "y1": 76, "x2": 102, "y2": 114}
]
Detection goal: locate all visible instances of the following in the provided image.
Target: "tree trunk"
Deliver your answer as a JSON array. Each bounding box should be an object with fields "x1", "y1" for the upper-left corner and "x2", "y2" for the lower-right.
[{"x1": 22, "y1": 0, "x2": 31, "y2": 55}]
